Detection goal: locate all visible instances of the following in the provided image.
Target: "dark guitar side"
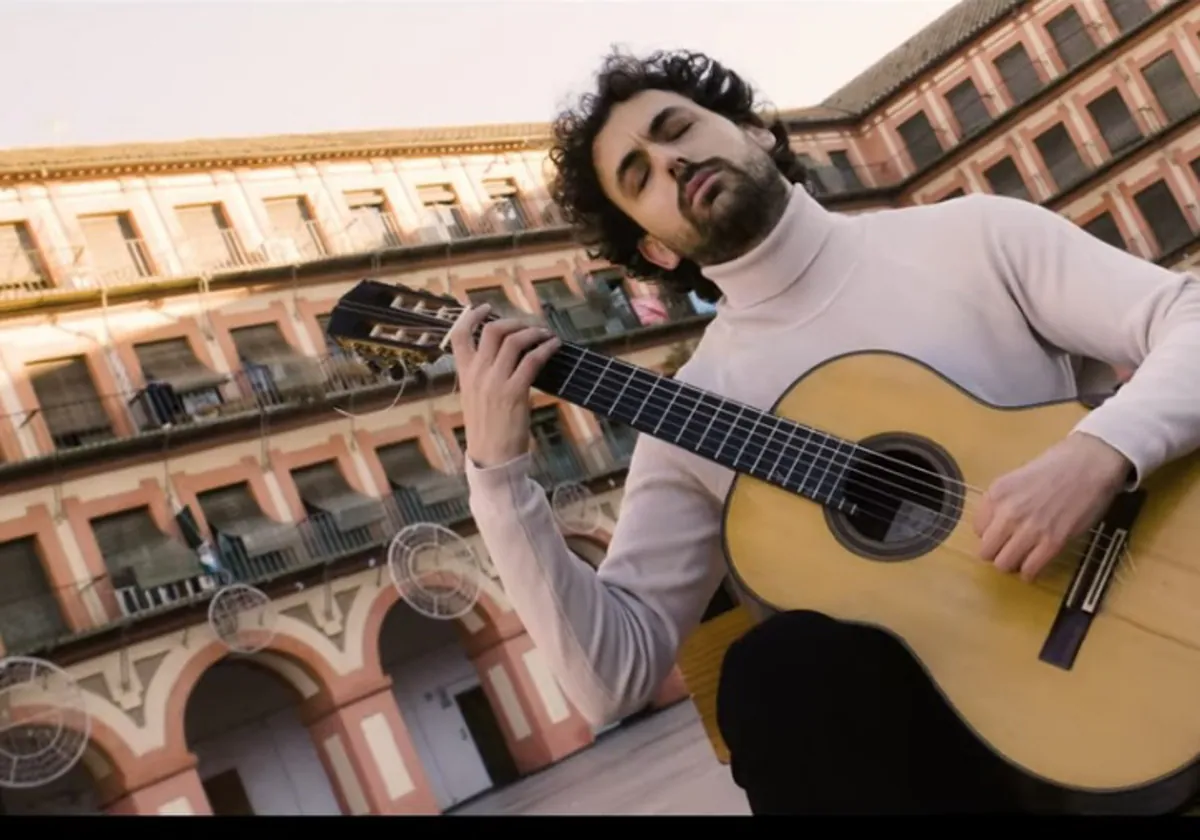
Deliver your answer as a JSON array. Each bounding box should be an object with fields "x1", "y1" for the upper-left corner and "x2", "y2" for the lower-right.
[{"x1": 720, "y1": 350, "x2": 1200, "y2": 811}]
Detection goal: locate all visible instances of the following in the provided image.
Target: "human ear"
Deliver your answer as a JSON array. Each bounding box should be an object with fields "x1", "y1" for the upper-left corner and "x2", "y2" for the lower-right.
[{"x1": 638, "y1": 235, "x2": 682, "y2": 271}]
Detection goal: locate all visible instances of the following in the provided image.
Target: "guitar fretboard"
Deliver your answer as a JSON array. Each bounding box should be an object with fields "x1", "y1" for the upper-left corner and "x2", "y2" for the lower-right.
[{"x1": 535, "y1": 339, "x2": 858, "y2": 510}]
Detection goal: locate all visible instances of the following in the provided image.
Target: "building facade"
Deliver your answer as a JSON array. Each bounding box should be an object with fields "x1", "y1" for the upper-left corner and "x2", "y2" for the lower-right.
[{"x1": 0, "y1": 0, "x2": 1198, "y2": 817}]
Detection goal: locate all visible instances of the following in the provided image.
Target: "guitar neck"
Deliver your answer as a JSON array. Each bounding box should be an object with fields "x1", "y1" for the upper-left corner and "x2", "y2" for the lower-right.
[{"x1": 534, "y1": 338, "x2": 857, "y2": 508}]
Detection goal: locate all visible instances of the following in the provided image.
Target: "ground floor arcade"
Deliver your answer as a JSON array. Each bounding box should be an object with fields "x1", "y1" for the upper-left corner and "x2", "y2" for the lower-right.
[{"x1": 0, "y1": 526, "x2": 689, "y2": 816}]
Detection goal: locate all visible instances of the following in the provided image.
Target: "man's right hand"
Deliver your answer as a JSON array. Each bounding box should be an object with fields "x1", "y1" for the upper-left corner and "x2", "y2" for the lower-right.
[{"x1": 447, "y1": 304, "x2": 562, "y2": 469}]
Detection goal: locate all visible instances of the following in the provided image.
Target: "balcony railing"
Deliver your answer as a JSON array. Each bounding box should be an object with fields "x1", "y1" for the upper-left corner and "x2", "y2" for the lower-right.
[
  {"x1": 0, "y1": 198, "x2": 569, "y2": 303},
  {"x1": 0, "y1": 430, "x2": 638, "y2": 657},
  {"x1": 0, "y1": 291, "x2": 706, "y2": 471},
  {"x1": 0, "y1": 351, "x2": 408, "y2": 470}
]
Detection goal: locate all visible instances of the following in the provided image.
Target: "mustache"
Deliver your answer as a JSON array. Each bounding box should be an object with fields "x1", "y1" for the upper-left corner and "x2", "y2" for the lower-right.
[{"x1": 676, "y1": 158, "x2": 733, "y2": 205}]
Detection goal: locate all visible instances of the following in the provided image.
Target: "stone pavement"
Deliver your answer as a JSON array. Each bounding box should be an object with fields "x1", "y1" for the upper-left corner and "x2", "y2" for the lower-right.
[{"x1": 451, "y1": 701, "x2": 751, "y2": 816}]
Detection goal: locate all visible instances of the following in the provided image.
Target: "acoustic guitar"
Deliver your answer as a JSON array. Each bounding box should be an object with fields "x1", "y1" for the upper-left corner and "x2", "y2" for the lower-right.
[{"x1": 326, "y1": 277, "x2": 1200, "y2": 810}]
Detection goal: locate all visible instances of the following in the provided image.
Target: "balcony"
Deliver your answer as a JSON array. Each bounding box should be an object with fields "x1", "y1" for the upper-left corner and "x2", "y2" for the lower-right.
[
  {"x1": 0, "y1": 197, "x2": 570, "y2": 305},
  {"x1": 0, "y1": 431, "x2": 637, "y2": 658},
  {"x1": 794, "y1": 0, "x2": 1189, "y2": 202},
  {"x1": 0, "y1": 288, "x2": 708, "y2": 477},
  {"x1": 0, "y1": 350, "x2": 405, "y2": 476}
]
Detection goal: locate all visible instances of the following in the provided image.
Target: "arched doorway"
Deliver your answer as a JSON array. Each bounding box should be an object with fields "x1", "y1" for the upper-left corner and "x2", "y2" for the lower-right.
[
  {"x1": 184, "y1": 659, "x2": 341, "y2": 816},
  {"x1": 378, "y1": 600, "x2": 519, "y2": 811}
]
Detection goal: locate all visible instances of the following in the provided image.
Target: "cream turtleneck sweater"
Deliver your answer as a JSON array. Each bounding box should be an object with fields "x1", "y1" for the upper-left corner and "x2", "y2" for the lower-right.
[{"x1": 465, "y1": 184, "x2": 1200, "y2": 725}]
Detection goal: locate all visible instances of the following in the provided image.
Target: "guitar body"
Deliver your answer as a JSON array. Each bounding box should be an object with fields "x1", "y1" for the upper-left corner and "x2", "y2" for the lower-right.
[{"x1": 723, "y1": 351, "x2": 1200, "y2": 806}]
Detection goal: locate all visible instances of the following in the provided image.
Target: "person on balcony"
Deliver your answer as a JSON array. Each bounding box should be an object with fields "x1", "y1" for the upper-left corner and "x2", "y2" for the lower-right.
[{"x1": 446, "y1": 48, "x2": 1200, "y2": 814}]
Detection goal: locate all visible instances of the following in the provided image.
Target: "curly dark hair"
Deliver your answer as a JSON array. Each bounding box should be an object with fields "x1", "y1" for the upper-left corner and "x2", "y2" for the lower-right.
[{"x1": 547, "y1": 48, "x2": 810, "y2": 304}]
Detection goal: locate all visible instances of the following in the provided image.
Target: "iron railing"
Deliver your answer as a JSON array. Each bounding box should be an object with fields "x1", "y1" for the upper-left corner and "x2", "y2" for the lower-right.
[
  {"x1": 0, "y1": 431, "x2": 637, "y2": 657},
  {"x1": 0, "y1": 198, "x2": 569, "y2": 302},
  {"x1": 0, "y1": 291, "x2": 702, "y2": 470}
]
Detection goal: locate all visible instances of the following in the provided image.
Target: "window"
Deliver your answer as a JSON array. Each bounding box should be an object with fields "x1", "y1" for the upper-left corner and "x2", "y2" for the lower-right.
[
  {"x1": 994, "y1": 43, "x2": 1043, "y2": 105},
  {"x1": 937, "y1": 188, "x2": 967, "y2": 202},
  {"x1": 134, "y1": 337, "x2": 224, "y2": 394},
  {"x1": 290, "y1": 460, "x2": 384, "y2": 534},
  {"x1": 230, "y1": 323, "x2": 313, "y2": 397},
  {"x1": 982, "y1": 157, "x2": 1031, "y2": 200},
  {"x1": 344, "y1": 191, "x2": 401, "y2": 249},
  {"x1": 1033, "y1": 123, "x2": 1089, "y2": 193},
  {"x1": 91, "y1": 506, "x2": 203, "y2": 591},
  {"x1": 0, "y1": 221, "x2": 49, "y2": 291},
  {"x1": 1141, "y1": 52, "x2": 1200, "y2": 125},
  {"x1": 598, "y1": 414, "x2": 638, "y2": 456},
  {"x1": 416, "y1": 184, "x2": 470, "y2": 240},
  {"x1": 175, "y1": 204, "x2": 242, "y2": 272},
  {"x1": 1133, "y1": 180, "x2": 1194, "y2": 254},
  {"x1": 0, "y1": 537, "x2": 67, "y2": 653},
  {"x1": 262, "y1": 196, "x2": 326, "y2": 260},
  {"x1": 197, "y1": 482, "x2": 301, "y2": 568},
  {"x1": 796, "y1": 153, "x2": 832, "y2": 196},
  {"x1": 376, "y1": 439, "x2": 465, "y2": 513},
  {"x1": 533, "y1": 278, "x2": 576, "y2": 309},
  {"x1": 895, "y1": 111, "x2": 944, "y2": 170},
  {"x1": 482, "y1": 179, "x2": 528, "y2": 232},
  {"x1": 583, "y1": 268, "x2": 641, "y2": 331},
  {"x1": 79, "y1": 212, "x2": 151, "y2": 282},
  {"x1": 466, "y1": 286, "x2": 520, "y2": 317},
  {"x1": 1081, "y1": 212, "x2": 1127, "y2": 251},
  {"x1": 1086, "y1": 88, "x2": 1143, "y2": 156},
  {"x1": 1104, "y1": 0, "x2": 1152, "y2": 33},
  {"x1": 1045, "y1": 6, "x2": 1097, "y2": 70},
  {"x1": 828, "y1": 151, "x2": 864, "y2": 192},
  {"x1": 945, "y1": 78, "x2": 991, "y2": 136},
  {"x1": 376, "y1": 440, "x2": 438, "y2": 488},
  {"x1": 26, "y1": 355, "x2": 113, "y2": 448},
  {"x1": 530, "y1": 406, "x2": 581, "y2": 485},
  {"x1": 230, "y1": 323, "x2": 292, "y2": 366}
]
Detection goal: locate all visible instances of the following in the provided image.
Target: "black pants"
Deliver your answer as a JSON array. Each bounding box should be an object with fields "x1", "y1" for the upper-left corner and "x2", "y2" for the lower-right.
[{"x1": 714, "y1": 610, "x2": 1200, "y2": 815}]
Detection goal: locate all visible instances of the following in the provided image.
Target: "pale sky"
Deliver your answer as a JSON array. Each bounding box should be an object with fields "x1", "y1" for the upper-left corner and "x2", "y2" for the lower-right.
[{"x1": 1, "y1": 0, "x2": 959, "y2": 150}]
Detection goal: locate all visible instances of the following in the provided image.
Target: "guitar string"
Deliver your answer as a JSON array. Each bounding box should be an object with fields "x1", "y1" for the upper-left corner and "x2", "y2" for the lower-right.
[
  {"x1": 332, "y1": 300, "x2": 1144, "y2": 584},
  {"x1": 333, "y1": 372, "x2": 1120, "y2": 590},
  {"x1": 350, "y1": 305, "x2": 1137, "y2": 571},
  {"x1": 544, "y1": 348, "x2": 1124, "y2": 583},
  {"x1": 335, "y1": 303, "x2": 1138, "y2": 583}
]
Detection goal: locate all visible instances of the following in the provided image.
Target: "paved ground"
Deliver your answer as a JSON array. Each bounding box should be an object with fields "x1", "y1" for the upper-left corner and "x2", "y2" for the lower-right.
[{"x1": 452, "y1": 702, "x2": 751, "y2": 816}]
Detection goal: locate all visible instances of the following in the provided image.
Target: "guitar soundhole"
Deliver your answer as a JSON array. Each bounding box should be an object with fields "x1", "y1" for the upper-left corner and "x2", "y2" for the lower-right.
[{"x1": 824, "y1": 432, "x2": 965, "y2": 562}]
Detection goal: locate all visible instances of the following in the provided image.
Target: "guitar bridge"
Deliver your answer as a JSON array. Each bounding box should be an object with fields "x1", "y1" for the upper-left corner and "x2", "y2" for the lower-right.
[{"x1": 1037, "y1": 488, "x2": 1146, "y2": 671}]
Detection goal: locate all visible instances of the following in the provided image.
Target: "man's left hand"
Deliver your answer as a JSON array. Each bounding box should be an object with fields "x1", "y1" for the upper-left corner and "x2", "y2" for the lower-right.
[{"x1": 973, "y1": 432, "x2": 1131, "y2": 582}]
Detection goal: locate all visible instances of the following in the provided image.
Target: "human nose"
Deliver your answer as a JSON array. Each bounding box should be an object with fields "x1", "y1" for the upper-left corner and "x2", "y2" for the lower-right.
[{"x1": 663, "y1": 154, "x2": 691, "y2": 183}]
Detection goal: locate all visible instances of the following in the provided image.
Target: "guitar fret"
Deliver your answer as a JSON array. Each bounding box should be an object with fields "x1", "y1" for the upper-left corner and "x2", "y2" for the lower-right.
[
  {"x1": 580, "y1": 357, "x2": 613, "y2": 408},
  {"x1": 733, "y1": 412, "x2": 760, "y2": 471},
  {"x1": 750, "y1": 417, "x2": 783, "y2": 481},
  {"x1": 652, "y1": 380, "x2": 682, "y2": 437},
  {"x1": 631, "y1": 375, "x2": 658, "y2": 426}
]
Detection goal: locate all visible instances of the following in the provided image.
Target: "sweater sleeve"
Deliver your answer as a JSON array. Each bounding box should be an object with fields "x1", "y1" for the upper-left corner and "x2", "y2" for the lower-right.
[
  {"x1": 979, "y1": 194, "x2": 1200, "y2": 486},
  {"x1": 465, "y1": 435, "x2": 728, "y2": 725}
]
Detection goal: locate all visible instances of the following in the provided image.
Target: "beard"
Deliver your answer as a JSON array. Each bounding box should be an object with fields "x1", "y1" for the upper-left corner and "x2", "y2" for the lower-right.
[{"x1": 674, "y1": 150, "x2": 791, "y2": 267}]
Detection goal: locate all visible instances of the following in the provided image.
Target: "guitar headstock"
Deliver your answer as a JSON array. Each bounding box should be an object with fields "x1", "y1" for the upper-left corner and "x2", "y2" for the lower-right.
[{"x1": 326, "y1": 279, "x2": 463, "y2": 371}]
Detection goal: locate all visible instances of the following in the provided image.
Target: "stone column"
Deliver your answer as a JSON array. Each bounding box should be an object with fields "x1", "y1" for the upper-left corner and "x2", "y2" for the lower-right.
[
  {"x1": 104, "y1": 762, "x2": 212, "y2": 816},
  {"x1": 303, "y1": 682, "x2": 439, "y2": 816},
  {"x1": 470, "y1": 632, "x2": 594, "y2": 774}
]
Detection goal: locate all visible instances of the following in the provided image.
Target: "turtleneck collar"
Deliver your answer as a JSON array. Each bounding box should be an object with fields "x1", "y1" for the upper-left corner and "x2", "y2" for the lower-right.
[{"x1": 701, "y1": 184, "x2": 838, "y2": 311}]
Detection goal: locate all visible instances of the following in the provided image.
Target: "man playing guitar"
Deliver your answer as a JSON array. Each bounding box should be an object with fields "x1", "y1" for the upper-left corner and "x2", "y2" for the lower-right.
[{"x1": 445, "y1": 49, "x2": 1200, "y2": 814}]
